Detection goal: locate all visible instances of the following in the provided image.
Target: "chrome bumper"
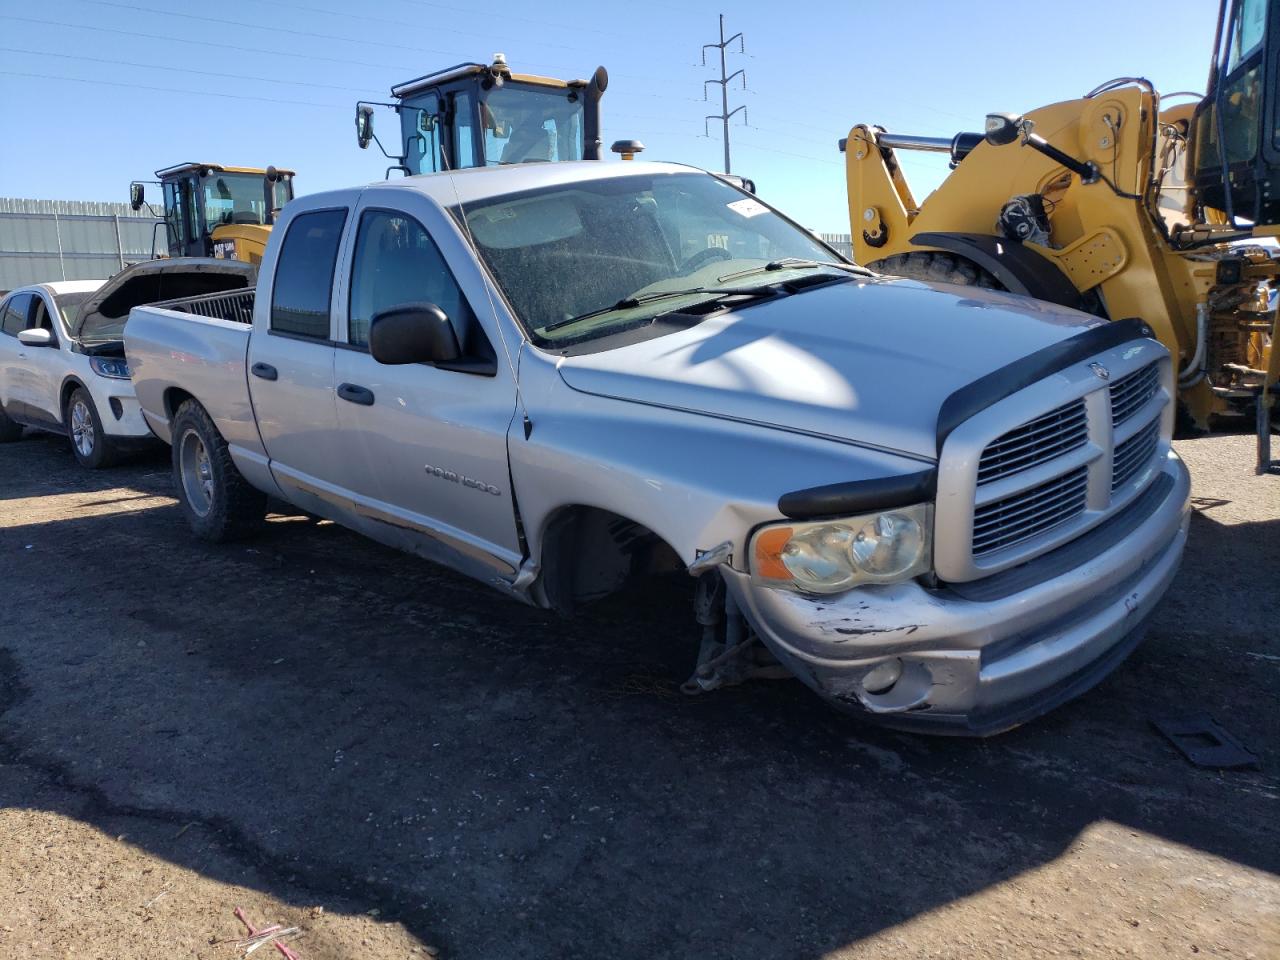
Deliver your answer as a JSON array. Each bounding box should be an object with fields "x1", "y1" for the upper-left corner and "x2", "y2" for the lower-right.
[{"x1": 726, "y1": 451, "x2": 1191, "y2": 735}]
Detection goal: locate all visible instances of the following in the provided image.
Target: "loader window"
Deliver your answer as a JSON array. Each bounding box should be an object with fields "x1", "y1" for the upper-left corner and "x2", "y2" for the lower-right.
[
  {"x1": 481, "y1": 83, "x2": 584, "y2": 165},
  {"x1": 1227, "y1": 0, "x2": 1267, "y2": 71},
  {"x1": 201, "y1": 173, "x2": 277, "y2": 232}
]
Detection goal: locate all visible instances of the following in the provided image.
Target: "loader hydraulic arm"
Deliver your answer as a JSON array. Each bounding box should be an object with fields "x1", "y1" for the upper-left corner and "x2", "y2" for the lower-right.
[{"x1": 984, "y1": 113, "x2": 1099, "y2": 184}]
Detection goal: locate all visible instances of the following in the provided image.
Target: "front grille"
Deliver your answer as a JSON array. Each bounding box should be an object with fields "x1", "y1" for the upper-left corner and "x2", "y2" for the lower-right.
[
  {"x1": 976, "y1": 399, "x2": 1088, "y2": 485},
  {"x1": 1112, "y1": 419, "x2": 1160, "y2": 491},
  {"x1": 972, "y1": 465, "x2": 1089, "y2": 557},
  {"x1": 1110, "y1": 363, "x2": 1160, "y2": 426}
]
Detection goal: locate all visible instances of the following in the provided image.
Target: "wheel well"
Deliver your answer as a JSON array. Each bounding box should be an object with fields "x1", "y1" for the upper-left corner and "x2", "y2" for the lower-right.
[
  {"x1": 59, "y1": 376, "x2": 89, "y2": 420},
  {"x1": 163, "y1": 387, "x2": 197, "y2": 422},
  {"x1": 537, "y1": 506, "x2": 683, "y2": 616}
]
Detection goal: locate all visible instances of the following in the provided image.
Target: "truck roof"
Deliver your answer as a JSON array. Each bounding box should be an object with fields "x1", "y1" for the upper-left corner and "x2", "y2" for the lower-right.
[{"x1": 329, "y1": 160, "x2": 706, "y2": 210}]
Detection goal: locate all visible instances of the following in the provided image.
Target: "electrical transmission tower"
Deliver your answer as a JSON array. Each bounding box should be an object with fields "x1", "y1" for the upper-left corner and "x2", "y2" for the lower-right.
[{"x1": 702, "y1": 14, "x2": 746, "y2": 174}]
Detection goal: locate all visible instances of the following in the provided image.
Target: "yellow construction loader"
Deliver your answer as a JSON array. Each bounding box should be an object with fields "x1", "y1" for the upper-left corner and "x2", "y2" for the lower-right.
[
  {"x1": 129, "y1": 163, "x2": 296, "y2": 265},
  {"x1": 841, "y1": 0, "x2": 1279, "y2": 472},
  {"x1": 354, "y1": 54, "x2": 610, "y2": 174}
]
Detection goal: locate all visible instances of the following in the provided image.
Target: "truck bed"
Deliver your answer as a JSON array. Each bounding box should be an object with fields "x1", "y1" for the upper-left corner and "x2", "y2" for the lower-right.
[{"x1": 125, "y1": 294, "x2": 263, "y2": 456}]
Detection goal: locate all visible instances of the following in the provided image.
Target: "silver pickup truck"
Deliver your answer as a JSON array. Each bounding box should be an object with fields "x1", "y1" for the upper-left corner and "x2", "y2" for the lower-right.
[{"x1": 125, "y1": 160, "x2": 1191, "y2": 734}]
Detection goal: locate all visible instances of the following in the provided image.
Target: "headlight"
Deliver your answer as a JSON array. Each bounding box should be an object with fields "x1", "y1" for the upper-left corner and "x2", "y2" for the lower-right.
[
  {"x1": 89, "y1": 356, "x2": 130, "y2": 380},
  {"x1": 751, "y1": 503, "x2": 932, "y2": 594}
]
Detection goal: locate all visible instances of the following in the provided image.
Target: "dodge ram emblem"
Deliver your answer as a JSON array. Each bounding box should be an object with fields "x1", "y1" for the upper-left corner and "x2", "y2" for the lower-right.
[{"x1": 1090, "y1": 362, "x2": 1110, "y2": 381}]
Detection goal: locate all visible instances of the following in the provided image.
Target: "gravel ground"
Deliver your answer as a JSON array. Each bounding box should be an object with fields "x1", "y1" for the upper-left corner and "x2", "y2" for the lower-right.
[{"x1": 0, "y1": 430, "x2": 1276, "y2": 959}]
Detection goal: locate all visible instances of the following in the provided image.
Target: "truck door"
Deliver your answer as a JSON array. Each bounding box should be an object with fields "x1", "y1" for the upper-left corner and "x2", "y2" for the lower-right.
[
  {"x1": 330, "y1": 198, "x2": 523, "y2": 579},
  {"x1": 246, "y1": 206, "x2": 351, "y2": 514}
]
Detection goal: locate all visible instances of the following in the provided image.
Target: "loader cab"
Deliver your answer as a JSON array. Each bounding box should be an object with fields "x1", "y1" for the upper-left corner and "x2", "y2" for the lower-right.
[
  {"x1": 355, "y1": 55, "x2": 608, "y2": 177},
  {"x1": 1190, "y1": 0, "x2": 1280, "y2": 225},
  {"x1": 130, "y1": 163, "x2": 295, "y2": 264}
]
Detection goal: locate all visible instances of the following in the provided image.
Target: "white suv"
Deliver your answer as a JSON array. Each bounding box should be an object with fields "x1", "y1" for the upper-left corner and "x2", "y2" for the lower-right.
[{"x1": 0, "y1": 259, "x2": 254, "y2": 468}]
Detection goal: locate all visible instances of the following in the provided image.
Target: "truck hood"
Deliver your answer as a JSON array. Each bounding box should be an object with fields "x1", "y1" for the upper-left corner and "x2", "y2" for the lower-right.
[{"x1": 555, "y1": 277, "x2": 1102, "y2": 461}]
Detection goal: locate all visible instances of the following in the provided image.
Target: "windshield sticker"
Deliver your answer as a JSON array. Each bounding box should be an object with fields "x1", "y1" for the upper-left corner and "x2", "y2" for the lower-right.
[{"x1": 727, "y1": 198, "x2": 767, "y2": 218}]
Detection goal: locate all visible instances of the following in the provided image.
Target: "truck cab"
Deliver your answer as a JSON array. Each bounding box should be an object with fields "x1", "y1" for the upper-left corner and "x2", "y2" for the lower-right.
[
  {"x1": 129, "y1": 163, "x2": 296, "y2": 265},
  {"x1": 355, "y1": 55, "x2": 609, "y2": 175}
]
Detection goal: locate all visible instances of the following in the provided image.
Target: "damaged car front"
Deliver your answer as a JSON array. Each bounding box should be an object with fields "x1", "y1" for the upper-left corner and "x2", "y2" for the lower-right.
[{"x1": 452, "y1": 161, "x2": 1191, "y2": 734}]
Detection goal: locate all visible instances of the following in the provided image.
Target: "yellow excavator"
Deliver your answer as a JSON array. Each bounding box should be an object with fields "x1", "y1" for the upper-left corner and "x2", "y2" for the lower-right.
[
  {"x1": 841, "y1": 0, "x2": 1279, "y2": 472},
  {"x1": 129, "y1": 163, "x2": 296, "y2": 265}
]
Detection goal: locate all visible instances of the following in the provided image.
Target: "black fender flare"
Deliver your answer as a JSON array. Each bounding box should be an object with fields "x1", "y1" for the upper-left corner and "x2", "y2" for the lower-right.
[
  {"x1": 58, "y1": 374, "x2": 92, "y2": 427},
  {"x1": 911, "y1": 231, "x2": 1086, "y2": 312}
]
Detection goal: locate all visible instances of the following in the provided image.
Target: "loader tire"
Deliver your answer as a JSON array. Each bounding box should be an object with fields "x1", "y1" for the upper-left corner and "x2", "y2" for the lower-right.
[
  {"x1": 170, "y1": 399, "x2": 266, "y2": 542},
  {"x1": 868, "y1": 251, "x2": 1001, "y2": 289}
]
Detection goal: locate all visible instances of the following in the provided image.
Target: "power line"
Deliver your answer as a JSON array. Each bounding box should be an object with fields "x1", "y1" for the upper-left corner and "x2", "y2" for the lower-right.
[
  {"x1": 270, "y1": 0, "x2": 634, "y2": 51},
  {"x1": 0, "y1": 69, "x2": 344, "y2": 109},
  {"x1": 0, "y1": 47, "x2": 375, "y2": 94},
  {"x1": 72, "y1": 0, "x2": 703, "y2": 87},
  {"x1": 1, "y1": 15, "x2": 417, "y2": 71},
  {"x1": 76, "y1": 0, "x2": 461, "y2": 60},
  {"x1": 701, "y1": 14, "x2": 746, "y2": 174}
]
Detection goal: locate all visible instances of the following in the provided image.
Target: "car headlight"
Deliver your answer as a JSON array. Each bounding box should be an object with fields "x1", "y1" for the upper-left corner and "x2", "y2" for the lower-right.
[
  {"x1": 89, "y1": 356, "x2": 130, "y2": 380},
  {"x1": 750, "y1": 503, "x2": 932, "y2": 594}
]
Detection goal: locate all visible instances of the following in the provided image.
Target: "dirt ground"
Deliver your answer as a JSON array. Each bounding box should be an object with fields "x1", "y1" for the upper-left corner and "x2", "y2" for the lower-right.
[{"x1": 0, "y1": 430, "x2": 1276, "y2": 960}]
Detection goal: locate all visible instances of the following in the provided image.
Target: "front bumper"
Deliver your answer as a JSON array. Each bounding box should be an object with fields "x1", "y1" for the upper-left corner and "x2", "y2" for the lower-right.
[
  {"x1": 89, "y1": 382, "x2": 153, "y2": 440},
  {"x1": 725, "y1": 451, "x2": 1191, "y2": 735}
]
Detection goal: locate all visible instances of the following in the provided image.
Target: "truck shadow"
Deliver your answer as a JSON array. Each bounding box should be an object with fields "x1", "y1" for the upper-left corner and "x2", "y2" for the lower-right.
[{"x1": 0, "y1": 446, "x2": 1275, "y2": 958}]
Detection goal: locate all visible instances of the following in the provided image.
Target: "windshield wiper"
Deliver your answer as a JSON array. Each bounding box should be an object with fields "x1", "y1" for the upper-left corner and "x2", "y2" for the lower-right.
[
  {"x1": 542, "y1": 285, "x2": 775, "y2": 334},
  {"x1": 716, "y1": 257, "x2": 872, "y2": 284}
]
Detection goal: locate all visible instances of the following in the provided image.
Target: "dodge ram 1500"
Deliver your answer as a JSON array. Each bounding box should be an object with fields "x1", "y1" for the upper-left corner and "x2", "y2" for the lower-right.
[{"x1": 125, "y1": 160, "x2": 1191, "y2": 734}]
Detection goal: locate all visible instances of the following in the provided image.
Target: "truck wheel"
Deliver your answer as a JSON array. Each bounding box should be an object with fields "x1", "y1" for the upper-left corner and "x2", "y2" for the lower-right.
[
  {"x1": 65, "y1": 387, "x2": 121, "y2": 469},
  {"x1": 0, "y1": 404, "x2": 22, "y2": 442},
  {"x1": 171, "y1": 399, "x2": 266, "y2": 542},
  {"x1": 868, "y1": 251, "x2": 1000, "y2": 289}
]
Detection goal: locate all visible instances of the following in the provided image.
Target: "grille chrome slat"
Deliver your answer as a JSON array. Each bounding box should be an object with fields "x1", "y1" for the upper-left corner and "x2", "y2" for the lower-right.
[
  {"x1": 976, "y1": 399, "x2": 1088, "y2": 485},
  {"x1": 972, "y1": 466, "x2": 1089, "y2": 556},
  {"x1": 1112, "y1": 420, "x2": 1160, "y2": 491},
  {"x1": 962, "y1": 357, "x2": 1166, "y2": 568},
  {"x1": 980, "y1": 412, "x2": 1089, "y2": 465},
  {"x1": 1110, "y1": 364, "x2": 1160, "y2": 426}
]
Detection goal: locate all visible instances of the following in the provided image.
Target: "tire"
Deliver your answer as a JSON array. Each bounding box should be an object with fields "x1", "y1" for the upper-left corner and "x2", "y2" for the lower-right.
[
  {"x1": 0, "y1": 403, "x2": 22, "y2": 443},
  {"x1": 868, "y1": 251, "x2": 1001, "y2": 289},
  {"x1": 65, "y1": 387, "x2": 121, "y2": 469},
  {"x1": 170, "y1": 399, "x2": 267, "y2": 542}
]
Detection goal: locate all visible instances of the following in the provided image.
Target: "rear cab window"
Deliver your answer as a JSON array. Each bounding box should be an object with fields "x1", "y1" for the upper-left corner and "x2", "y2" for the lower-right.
[{"x1": 270, "y1": 209, "x2": 348, "y2": 339}]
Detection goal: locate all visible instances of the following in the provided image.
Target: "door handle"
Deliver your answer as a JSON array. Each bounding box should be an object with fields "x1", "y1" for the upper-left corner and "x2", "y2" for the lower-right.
[
  {"x1": 250, "y1": 362, "x2": 278, "y2": 381},
  {"x1": 337, "y1": 382, "x2": 375, "y2": 406}
]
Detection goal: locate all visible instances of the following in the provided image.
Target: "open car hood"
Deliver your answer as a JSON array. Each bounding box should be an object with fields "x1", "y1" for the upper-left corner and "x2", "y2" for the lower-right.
[
  {"x1": 73, "y1": 257, "x2": 256, "y2": 343},
  {"x1": 555, "y1": 277, "x2": 1104, "y2": 461}
]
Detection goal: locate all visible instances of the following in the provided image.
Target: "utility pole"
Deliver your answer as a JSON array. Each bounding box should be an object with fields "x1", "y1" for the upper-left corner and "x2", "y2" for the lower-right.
[{"x1": 702, "y1": 14, "x2": 746, "y2": 174}]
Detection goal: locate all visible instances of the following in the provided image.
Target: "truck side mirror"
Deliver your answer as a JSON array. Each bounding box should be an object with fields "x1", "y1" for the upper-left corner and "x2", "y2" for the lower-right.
[
  {"x1": 369, "y1": 303, "x2": 461, "y2": 365},
  {"x1": 356, "y1": 105, "x2": 375, "y2": 150},
  {"x1": 984, "y1": 112, "x2": 1024, "y2": 146},
  {"x1": 17, "y1": 328, "x2": 53, "y2": 347},
  {"x1": 130, "y1": 182, "x2": 145, "y2": 211}
]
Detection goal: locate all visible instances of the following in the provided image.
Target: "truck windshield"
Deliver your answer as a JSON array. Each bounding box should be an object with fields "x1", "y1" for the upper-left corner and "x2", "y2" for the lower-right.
[
  {"x1": 459, "y1": 172, "x2": 847, "y2": 344},
  {"x1": 199, "y1": 173, "x2": 290, "y2": 234}
]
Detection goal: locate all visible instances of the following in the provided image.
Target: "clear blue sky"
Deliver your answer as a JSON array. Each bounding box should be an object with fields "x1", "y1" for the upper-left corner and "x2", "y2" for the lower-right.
[{"x1": 0, "y1": 0, "x2": 1218, "y2": 233}]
